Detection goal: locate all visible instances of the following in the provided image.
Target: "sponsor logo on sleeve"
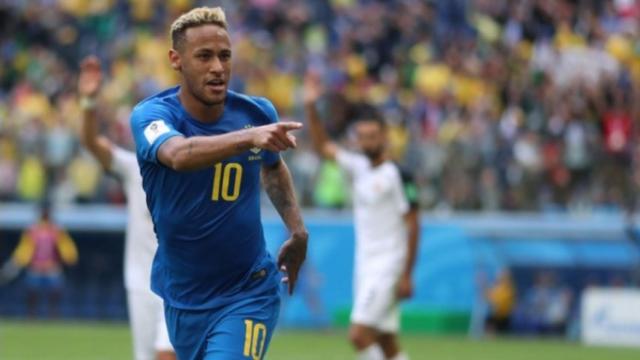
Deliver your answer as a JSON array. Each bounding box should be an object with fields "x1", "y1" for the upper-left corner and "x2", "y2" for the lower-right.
[{"x1": 144, "y1": 120, "x2": 170, "y2": 144}]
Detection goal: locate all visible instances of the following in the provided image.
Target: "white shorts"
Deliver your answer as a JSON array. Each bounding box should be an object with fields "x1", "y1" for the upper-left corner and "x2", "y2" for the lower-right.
[
  {"x1": 350, "y1": 274, "x2": 400, "y2": 333},
  {"x1": 127, "y1": 289, "x2": 174, "y2": 360}
]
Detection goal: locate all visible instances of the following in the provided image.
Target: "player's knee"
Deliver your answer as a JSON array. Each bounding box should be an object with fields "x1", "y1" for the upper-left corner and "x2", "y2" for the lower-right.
[
  {"x1": 376, "y1": 333, "x2": 400, "y2": 358},
  {"x1": 349, "y1": 330, "x2": 367, "y2": 349},
  {"x1": 349, "y1": 325, "x2": 375, "y2": 349},
  {"x1": 155, "y1": 350, "x2": 176, "y2": 360},
  {"x1": 376, "y1": 333, "x2": 395, "y2": 347}
]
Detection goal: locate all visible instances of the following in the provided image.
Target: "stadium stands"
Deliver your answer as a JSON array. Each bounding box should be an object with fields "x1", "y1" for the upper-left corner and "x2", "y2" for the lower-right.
[{"x1": 0, "y1": 0, "x2": 638, "y2": 211}]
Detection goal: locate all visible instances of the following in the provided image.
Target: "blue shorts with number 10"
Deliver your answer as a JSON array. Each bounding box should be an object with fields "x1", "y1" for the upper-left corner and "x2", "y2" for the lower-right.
[{"x1": 165, "y1": 255, "x2": 281, "y2": 360}]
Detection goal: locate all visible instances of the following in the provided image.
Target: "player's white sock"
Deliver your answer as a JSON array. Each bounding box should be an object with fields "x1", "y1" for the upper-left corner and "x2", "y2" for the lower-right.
[
  {"x1": 357, "y1": 344, "x2": 384, "y2": 360},
  {"x1": 388, "y1": 352, "x2": 409, "y2": 360}
]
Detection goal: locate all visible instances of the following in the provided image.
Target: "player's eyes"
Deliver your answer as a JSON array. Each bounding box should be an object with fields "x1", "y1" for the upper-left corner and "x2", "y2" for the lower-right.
[{"x1": 196, "y1": 53, "x2": 212, "y2": 60}]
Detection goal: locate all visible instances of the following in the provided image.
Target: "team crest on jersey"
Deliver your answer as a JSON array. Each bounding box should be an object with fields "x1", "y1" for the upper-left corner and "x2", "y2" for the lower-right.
[{"x1": 244, "y1": 124, "x2": 262, "y2": 160}]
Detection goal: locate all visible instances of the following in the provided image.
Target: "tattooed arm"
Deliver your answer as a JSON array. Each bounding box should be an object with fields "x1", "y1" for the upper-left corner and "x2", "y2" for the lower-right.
[
  {"x1": 262, "y1": 159, "x2": 308, "y2": 295},
  {"x1": 157, "y1": 122, "x2": 302, "y2": 171}
]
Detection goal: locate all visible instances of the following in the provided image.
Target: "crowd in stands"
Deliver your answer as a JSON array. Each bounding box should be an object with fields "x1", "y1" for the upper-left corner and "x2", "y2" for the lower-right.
[{"x1": 0, "y1": 0, "x2": 639, "y2": 212}]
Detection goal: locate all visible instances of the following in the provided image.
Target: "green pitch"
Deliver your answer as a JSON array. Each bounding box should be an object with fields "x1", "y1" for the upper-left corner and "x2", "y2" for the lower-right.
[{"x1": 1, "y1": 320, "x2": 638, "y2": 360}]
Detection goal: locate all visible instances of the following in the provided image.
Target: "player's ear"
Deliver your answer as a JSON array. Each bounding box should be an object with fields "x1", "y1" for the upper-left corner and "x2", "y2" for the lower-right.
[{"x1": 169, "y1": 49, "x2": 182, "y2": 72}]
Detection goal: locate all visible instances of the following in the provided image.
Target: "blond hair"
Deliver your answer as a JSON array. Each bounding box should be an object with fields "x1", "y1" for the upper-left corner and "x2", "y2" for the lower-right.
[{"x1": 170, "y1": 7, "x2": 228, "y2": 50}]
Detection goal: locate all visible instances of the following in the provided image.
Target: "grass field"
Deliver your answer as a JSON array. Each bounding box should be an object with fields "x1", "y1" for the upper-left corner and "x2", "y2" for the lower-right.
[{"x1": 1, "y1": 320, "x2": 639, "y2": 360}]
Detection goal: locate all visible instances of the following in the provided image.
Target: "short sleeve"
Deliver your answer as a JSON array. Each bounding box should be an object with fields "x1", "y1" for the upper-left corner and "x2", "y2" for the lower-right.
[
  {"x1": 399, "y1": 168, "x2": 420, "y2": 210},
  {"x1": 254, "y1": 97, "x2": 280, "y2": 167},
  {"x1": 392, "y1": 169, "x2": 410, "y2": 215},
  {"x1": 130, "y1": 103, "x2": 183, "y2": 164},
  {"x1": 335, "y1": 148, "x2": 369, "y2": 175},
  {"x1": 110, "y1": 146, "x2": 138, "y2": 180}
]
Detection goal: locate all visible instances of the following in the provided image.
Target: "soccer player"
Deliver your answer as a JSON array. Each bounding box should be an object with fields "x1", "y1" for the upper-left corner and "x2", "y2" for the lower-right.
[
  {"x1": 129, "y1": 7, "x2": 308, "y2": 360},
  {"x1": 304, "y1": 74, "x2": 420, "y2": 360},
  {"x1": 77, "y1": 56, "x2": 175, "y2": 360}
]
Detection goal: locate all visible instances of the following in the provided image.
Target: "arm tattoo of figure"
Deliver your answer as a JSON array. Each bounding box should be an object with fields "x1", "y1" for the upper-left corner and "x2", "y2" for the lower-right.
[
  {"x1": 262, "y1": 161, "x2": 305, "y2": 232},
  {"x1": 264, "y1": 160, "x2": 307, "y2": 295}
]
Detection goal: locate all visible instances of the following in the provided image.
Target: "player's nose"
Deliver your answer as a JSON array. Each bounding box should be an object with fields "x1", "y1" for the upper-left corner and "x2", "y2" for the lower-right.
[{"x1": 208, "y1": 56, "x2": 224, "y2": 74}]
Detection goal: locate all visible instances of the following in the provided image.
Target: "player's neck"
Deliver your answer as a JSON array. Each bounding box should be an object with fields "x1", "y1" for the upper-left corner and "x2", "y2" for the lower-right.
[
  {"x1": 178, "y1": 87, "x2": 224, "y2": 123},
  {"x1": 368, "y1": 154, "x2": 386, "y2": 167}
]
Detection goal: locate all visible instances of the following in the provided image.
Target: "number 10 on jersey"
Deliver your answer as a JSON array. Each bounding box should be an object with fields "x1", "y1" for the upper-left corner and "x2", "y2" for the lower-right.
[
  {"x1": 211, "y1": 162, "x2": 243, "y2": 201},
  {"x1": 244, "y1": 319, "x2": 267, "y2": 359}
]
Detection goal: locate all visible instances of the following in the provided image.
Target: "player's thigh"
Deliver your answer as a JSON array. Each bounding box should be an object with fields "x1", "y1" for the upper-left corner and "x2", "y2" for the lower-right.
[
  {"x1": 164, "y1": 305, "x2": 210, "y2": 360},
  {"x1": 378, "y1": 303, "x2": 401, "y2": 333},
  {"x1": 43, "y1": 272, "x2": 64, "y2": 291},
  {"x1": 204, "y1": 295, "x2": 280, "y2": 360},
  {"x1": 348, "y1": 322, "x2": 379, "y2": 348},
  {"x1": 377, "y1": 331, "x2": 401, "y2": 358},
  {"x1": 351, "y1": 276, "x2": 398, "y2": 328},
  {"x1": 127, "y1": 290, "x2": 160, "y2": 360}
]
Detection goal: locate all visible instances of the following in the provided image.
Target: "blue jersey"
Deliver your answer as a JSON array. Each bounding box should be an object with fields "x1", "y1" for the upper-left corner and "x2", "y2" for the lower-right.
[{"x1": 130, "y1": 86, "x2": 281, "y2": 310}]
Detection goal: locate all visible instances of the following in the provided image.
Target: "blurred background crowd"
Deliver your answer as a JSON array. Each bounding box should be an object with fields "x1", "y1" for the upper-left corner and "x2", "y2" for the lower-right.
[{"x1": 1, "y1": 0, "x2": 639, "y2": 212}]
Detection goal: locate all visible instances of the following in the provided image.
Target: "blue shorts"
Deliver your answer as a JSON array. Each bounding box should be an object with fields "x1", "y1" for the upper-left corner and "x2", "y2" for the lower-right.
[
  {"x1": 165, "y1": 287, "x2": 280, "y2": 360},
  {"x1": 25, "y1": 271, "x2": 64, "y2": 291}
]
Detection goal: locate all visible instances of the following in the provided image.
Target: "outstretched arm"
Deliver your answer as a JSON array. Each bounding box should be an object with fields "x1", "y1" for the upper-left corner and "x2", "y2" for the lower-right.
[
  {"x1": 157, "y1": 122, "x2": 302, "y2": 171},
  {"x1": 303, "y1": 73, "x2": 338, "y2": 160},
  {"x1": 77, "y1": 56, "x2": 113, "y2": 170},
  {"x1": 261, "y1": 159, "x2": 308, "y2": 295}
]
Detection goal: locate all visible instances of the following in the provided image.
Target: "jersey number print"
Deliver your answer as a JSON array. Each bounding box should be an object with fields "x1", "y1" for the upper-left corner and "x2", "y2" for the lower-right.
[
  {"x1": 243, "y1": 319, "x2": 267, "y2": 359},
  {"x1": 211, "y1": 162, "x2": 243, "y2": 201}
]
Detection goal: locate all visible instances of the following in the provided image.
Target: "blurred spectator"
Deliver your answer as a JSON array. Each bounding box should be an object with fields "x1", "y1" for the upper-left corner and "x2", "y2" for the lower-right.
[
  {"x1": 522, "y1": 271, "x2": 573, "y2": 336},
  {"x1": 16, "y1": 154, "x2": 46, "y2": 201},
  {"x1": 0, "y1": 0, "x2": 638, "y2": 212},
  {"x1": 8, "y1": 204, "x2": 78, "y2": 317},
  {"x1": 484, "y1": 269, "x2": 516, "y2": 335},
  {"x1": 0, "y1": 135, "x2": 18, "y2": 200}
]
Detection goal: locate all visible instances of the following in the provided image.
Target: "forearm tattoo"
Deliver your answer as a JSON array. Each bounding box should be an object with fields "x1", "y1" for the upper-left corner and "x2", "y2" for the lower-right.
[{"x1": 262, "y1": 162, "x2": 304, "y2": 232}]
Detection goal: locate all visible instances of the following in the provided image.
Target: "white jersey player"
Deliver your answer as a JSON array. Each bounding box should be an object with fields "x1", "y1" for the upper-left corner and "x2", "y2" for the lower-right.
[
  {"x1": 304, "y1": 74, "x2": 420, "y2": 360},
  {"x1": 78, "y1": 56, "x2": 175, "y2": 360}
]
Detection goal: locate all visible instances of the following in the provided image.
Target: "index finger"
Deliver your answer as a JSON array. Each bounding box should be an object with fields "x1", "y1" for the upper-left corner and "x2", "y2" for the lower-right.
[
  {"x1": 278, "y1": 122, "x2": 303, "y2": 132},
  {"x1": 287, "y1": 268, "x2": 298, "y2": 295},
  {"x1": 286, "y1": 258, "x2": 304, "y2": 295}
]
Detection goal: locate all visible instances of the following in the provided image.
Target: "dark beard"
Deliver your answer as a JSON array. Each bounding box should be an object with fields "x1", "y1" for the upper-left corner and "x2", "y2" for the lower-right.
[
  {"x1": 363, "y1": 148, "x2": 383, "y2": 160},
  {"x1": 187, "y1": 79, "x2": 225, "y2": 106}
]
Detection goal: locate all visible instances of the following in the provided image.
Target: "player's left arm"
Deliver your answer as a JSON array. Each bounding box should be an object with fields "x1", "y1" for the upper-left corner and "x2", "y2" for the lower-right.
[
  {"x1": 398, "y1": 207, "x2": 420, "y2": 300},
  {"x1": 261, "y1": 159, "x2": 308, "y2": 295},
  {"x1": 56, "y1": 229, "x2": 78, "y2": 266},
  {"x1": 397, "y1": 170, "x2": 421, "y2": 300}
]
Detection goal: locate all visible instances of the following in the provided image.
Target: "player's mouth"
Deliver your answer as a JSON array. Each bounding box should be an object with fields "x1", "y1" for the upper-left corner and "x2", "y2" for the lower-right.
[{"x1": 205, "y1": 79, "x2": 226, "y2": 93}]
